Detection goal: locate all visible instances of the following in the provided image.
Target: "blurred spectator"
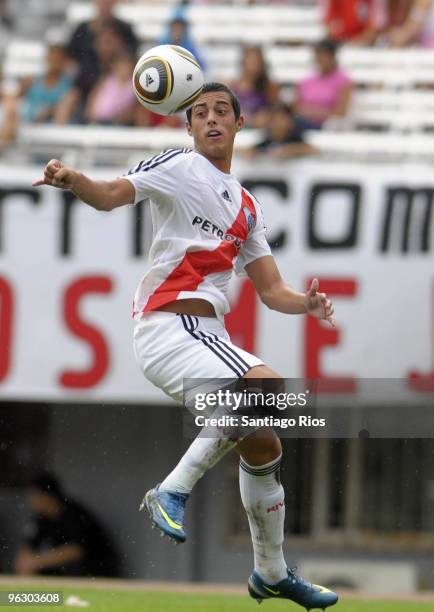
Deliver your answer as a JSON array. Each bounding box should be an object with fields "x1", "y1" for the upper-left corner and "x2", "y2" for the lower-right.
[
  {"x1": 21, "y1": 44, "x2": 72, "y2": 124},
  {"x1": 59, "y1": 22, "x2": 134, "y2": 124},
  {"x1": 85, "y1": 53, "x2": 136, "y2": 125},
  {"x1": 158, "y1": 13, "x2": 206, "y2": 70},
  {"x1": 0, "y1": 89, "x2": 18, "y2": 148},
  {"x1": 321, "y1": 0, "x2": 383, "y2": 45},
  {"x1": 13, "y1": 472, "x2": 119, "y2": 577},
  {"x1": 0, "y1": 0, "x2": 10, "y2": 24},
  {"x1": 134, "y1": 104, "x2": 183, "y2": 129},
  {"x1": 0, "y1": 0, "x2": 13, "y2": 56},
  {"x1": 230, "y1": 46, "x2": 280, "y2": 129},
  {"x1": 0, "y1": 0, "x2": 12, "y2": 29},
  {"x1": 66, "y1": 0, "x2": 138, "y2": 107},
  {"x1": 383, "y1": 0, "x2": 434, "y2": 47},
  {"x1": 241, "y1": 102, "x2": 318, "y2": 159},
  {"x1": 294, "y1": 39, "x2": 353, "y2": 130}
]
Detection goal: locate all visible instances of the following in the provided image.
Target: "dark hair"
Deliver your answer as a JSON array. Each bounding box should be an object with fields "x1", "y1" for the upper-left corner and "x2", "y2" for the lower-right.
[
  {"x1": 241, "y1": 45, "x2": 270, "y2": 93},
  {"x1": 270, "y1": 102, "x2": 295, "y2": 118},
  {"x1": 29, "y1": 471, "x2": 64, "y2": 499},
  {"x1": 314, "y1": 38, "x2": 339, "y2": 56},
  {"x1": 170, "y1": 17, "x2": 188, "y2": 26},
  {"x1": 186, "y1": 82, "x2": 241, "y2": 124}
]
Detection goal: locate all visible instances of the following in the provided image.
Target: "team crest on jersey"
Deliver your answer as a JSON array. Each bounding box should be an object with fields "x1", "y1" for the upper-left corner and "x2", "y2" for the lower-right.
[{"x1": 243, "y1": 207, "x2": 256, "y2": 232}]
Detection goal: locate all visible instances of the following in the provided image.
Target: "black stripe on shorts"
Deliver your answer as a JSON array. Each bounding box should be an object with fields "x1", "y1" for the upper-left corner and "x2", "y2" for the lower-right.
[{"x1": 180, "y1": 314, "x2": 249, "y2": 378}]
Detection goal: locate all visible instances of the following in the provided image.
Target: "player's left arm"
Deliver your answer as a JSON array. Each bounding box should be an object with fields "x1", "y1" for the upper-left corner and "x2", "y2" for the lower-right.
[{"x1": 245, "y1": 255, "x2": 335, "y2": 326}]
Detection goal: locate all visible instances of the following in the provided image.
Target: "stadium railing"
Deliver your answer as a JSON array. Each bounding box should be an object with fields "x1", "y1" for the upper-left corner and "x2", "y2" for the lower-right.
[
  {"x1": 304, "y1": 130, "x2": 434, "y2": 159},
  {"x1": 15, "y1": 124, "x2": 263, "y2": 166},
  {"x1": 11, "y1": 123, "x2": 434, "y2": 164}
]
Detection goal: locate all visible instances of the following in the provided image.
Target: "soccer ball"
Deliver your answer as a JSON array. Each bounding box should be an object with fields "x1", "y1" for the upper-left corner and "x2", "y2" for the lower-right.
[{"x1": 133, "y1": 45, "x2": 204, "y2": 116}]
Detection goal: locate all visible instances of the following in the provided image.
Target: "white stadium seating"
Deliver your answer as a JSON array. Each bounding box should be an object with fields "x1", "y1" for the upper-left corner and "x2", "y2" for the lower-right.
[
  {"x1": 15, "y1": 124, "x2": 263, "y2": 166},
  {"x1": 66, "y1": 2, "x2": 325, "y2": 44},
  {"x1": 305, "y1": 131, "x2": 434, "y2": 158}
]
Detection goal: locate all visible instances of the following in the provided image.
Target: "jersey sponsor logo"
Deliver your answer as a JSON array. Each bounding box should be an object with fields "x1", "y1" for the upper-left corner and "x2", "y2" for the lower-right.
[
  {"x1": 192, "y1": 215, "x2": 243, "y2": 250},
  {"x1": 221, "y1": 190, "x2": 232, "y2": 202}
]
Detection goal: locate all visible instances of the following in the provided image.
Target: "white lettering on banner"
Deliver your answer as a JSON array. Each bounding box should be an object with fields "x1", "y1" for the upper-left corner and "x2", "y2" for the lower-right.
[{"x1": 0, "y1": 160, "x2": 432, "y2": 402}]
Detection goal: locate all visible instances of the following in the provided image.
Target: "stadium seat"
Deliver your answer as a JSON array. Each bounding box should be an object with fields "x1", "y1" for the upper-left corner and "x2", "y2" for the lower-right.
[
  {"x1": 66, "y1": 2, "x2": 324, "y2": 46},
  {"x1": 305, "y1": 130, "x2": 434, "y2": 157},
  {"x1": 3, "y1": 40, "x2": 46, "y2": 80}
]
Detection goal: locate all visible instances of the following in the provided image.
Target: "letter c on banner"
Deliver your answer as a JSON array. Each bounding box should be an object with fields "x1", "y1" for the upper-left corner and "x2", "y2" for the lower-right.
[
  {"x1": 0, "y1": 276, "x2": 13, "y2": 382},
  {"x1": 59, "y1": 276, "x2": 113, "y2": 389}
]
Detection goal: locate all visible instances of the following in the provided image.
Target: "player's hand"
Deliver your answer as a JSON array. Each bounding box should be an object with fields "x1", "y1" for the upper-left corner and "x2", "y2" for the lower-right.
[
  {"x1": 304, "y1": 278, "x2": 335, "y2": 327},
  {"x1": 32, "y1": 159, "x2": 79, "y2": 190}
]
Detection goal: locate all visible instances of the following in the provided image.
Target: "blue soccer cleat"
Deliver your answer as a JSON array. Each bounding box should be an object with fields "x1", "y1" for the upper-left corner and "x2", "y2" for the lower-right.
[
  {"x1": 140, "y1": 484, "x2": 188, "y2": 544},
  {"x1": 248, "y1": 567, "x2": 338, "y2": 611}
]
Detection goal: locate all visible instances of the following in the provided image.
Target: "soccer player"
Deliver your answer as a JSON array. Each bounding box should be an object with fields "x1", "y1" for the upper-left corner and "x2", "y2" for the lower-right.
[{"x1": 33, "y1": 83, "x2": 338, "y2": 610}]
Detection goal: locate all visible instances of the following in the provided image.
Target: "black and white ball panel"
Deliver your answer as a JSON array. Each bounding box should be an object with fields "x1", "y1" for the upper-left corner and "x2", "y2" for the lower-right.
[{"x1": 134, "y1": 57, "x2": 174, "y2": 104}]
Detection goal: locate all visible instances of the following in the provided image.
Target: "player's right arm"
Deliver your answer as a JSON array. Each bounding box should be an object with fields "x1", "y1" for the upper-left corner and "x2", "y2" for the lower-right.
[{"x1": 32, "y1": 159, "x2": 135, "y2": 211}]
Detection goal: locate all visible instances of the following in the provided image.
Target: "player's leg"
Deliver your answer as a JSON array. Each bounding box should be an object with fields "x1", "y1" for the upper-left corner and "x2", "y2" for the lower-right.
[
  {"x1": 137, "y1": 313, "x2": 259, "y2": 542},
  {"x1": 239, "y1": 365, "x2": 338, "y2": 610},
  {"x1": 143, "y1": 430, "x2": 237, "y2": 542},
  {"x1": 236, "y1": 365, "x2": 287, "y2": 583}
]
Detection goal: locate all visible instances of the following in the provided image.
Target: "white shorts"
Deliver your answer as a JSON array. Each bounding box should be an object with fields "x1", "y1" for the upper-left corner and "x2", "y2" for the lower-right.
[{"x1": 133, "y1": 311, "x2": 264, "y2": 404}]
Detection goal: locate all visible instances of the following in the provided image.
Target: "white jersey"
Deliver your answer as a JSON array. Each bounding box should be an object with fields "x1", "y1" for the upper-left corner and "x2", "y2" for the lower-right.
[{"x1": 124, "y1": 148, "x2": 272, "y2": 321}]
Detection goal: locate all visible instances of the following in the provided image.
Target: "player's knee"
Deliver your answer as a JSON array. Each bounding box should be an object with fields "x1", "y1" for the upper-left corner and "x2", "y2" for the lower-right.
[
  {"x1": 237, "y1": 428, "x2": 282, "y2": 466},
  {"x1": 242, "y1": 365, "x2": 286, "y2": 403},
  {"x1": 258, "y1": 433, "x2": 282, "y2": 463}
]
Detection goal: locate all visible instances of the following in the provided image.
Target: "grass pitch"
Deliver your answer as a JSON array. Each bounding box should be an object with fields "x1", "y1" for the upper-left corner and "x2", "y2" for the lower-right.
[{"x1": 2, "y1": 586, "x2": 434, "y2": 612}]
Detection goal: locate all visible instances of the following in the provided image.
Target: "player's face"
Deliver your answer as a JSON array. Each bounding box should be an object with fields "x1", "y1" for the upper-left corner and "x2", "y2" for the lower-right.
[{"x1": 187, "y1": 92, "x2": 244, "y2": 160}]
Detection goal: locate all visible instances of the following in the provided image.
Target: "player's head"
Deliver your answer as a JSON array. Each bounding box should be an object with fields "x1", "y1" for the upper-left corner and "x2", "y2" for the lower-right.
[{"x1": 186, "y1": 83, "x2": 243, "y2": 161}]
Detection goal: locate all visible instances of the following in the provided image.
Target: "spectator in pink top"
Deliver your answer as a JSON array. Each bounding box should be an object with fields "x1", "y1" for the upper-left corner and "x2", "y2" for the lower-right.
[
  {"x1": 294, "y1": 39, "x2": 353, "y2": 130},
  {"x1": 85, "y1": 53, "x2": 136, "y2": 125}
]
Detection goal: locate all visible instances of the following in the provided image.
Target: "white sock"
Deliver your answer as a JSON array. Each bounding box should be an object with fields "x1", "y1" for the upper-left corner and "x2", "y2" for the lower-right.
[
  {"x1": 239, "y1": 454, "x2": 287, "y2": 584},
  {"x1": 159, "y1": 435, "x2": 237, "y2": 494}
]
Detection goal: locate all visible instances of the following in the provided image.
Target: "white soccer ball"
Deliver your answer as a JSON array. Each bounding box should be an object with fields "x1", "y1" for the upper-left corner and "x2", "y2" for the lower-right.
[{"x1": 133, "y1": 44, "x2": 204, "y2": 116}]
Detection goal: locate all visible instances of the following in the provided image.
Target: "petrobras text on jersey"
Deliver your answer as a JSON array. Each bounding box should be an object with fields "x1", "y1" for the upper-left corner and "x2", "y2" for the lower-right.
[{"x1": 192, "y1": 215, "x2": 243, "y2": 249}]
